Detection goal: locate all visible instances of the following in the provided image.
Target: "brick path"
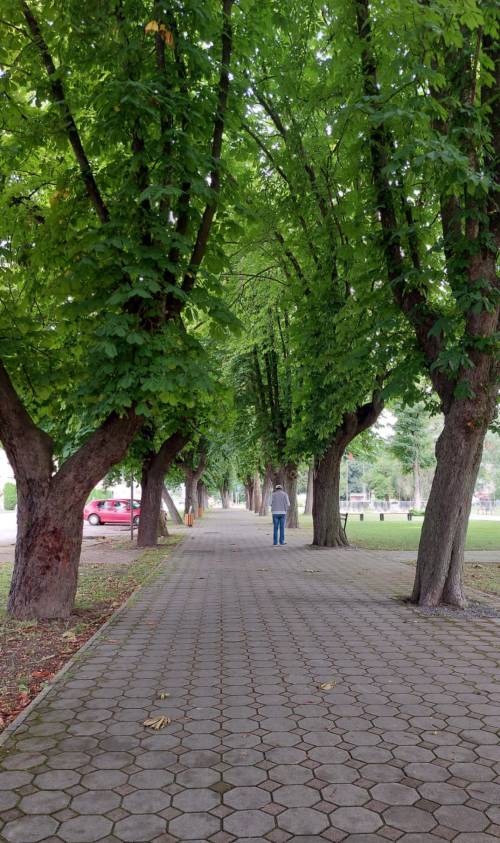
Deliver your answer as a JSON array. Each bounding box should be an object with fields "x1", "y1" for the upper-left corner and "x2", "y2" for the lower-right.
[{"x1": 1, "y1": 509, "x2": 500, "y2": 843}]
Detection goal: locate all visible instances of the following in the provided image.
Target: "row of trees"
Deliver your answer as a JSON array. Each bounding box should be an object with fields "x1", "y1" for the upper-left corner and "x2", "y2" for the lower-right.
[{"x1": 0, "y1": 0, "x2": 498, "y2": 617}]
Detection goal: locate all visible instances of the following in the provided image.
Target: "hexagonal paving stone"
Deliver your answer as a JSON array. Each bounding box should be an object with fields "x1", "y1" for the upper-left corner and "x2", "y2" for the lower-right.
[
  {"x1": 273, "y1": 784, "x2": 320, "y2": 807},
  {"x1": 321, "y1": 783, "x2": 370, "y2": 806},
  {"x1": 330, "y1": 806, "x2": 383, "y2": 834},
  {"x1": 435, "y1": 805, "x2": 489, "y2": 832},
  {"x1": 223, "y1": 785, "x2": 270, "y2": 810},
  {"x1": 269, "y1": 764, "x2": 312, "y2": 785},
  {"x1": 278, "y1": 806, "x2": 329, "y2": 835},
  {"x1": 224, "y1": 766, "x2": 267, "y2": 786},
  {"x1": 173, "y1": 787, "x2": 220, "y2": 812},
  {"x1": 169, "y1": 811, "x2": 220, "y2": 839},
  {"x1": 371, "y1": 783, "x2": 419, "y2": 805},
  {"x1": 315, "y1": 764, "x2": 359, "y2": 784},
  {"x1": 20, "y1": 790, "x2": 70, "y2": 814},
  {"x1": 122, "y1": 788, "x2": 171, "y2": 813},
  {"x1": 70, "y1": 790, "x2": 121, "y2": 814},
  {"x1": 223, "y1": 808, "x2": 275, "y2": 837},
  {"x1": 34, "y1": 770, "x2": 81, "y2": 790},
  {"x1": 383, "y1": 806, "x2": 437, "y2": 832},
  {"x1": 2, "y1": 816, "x2": 59, "y2": 843},
  {"x1": 176, "y1": 768, "x2": 220, "y2": 788},
  {"x1": 114, "y1": 813, "x2": 167, "y2": 841},
  {"x1": 58, "y1": 815, "x2": 113, "y2": 842}
]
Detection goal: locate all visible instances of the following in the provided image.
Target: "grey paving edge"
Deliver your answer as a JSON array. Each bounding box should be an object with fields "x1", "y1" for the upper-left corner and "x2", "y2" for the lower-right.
[{"x1": 0, "y1": 544, "x2": 180, "y2": 749}]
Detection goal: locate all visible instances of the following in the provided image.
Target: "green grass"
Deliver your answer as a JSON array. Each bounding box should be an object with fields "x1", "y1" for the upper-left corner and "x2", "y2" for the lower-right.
[{"x1": 299, "y1": 513, "x2": 500, "y2": 551}]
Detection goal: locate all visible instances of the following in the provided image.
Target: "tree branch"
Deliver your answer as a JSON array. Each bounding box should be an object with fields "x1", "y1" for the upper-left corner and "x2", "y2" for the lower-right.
[
  {"x1": 0, "y1": 360, "x2": 54, "y2": 482},
  {"x1": 21, "y1": 2, "x2": 110, "y2": 223},
  {"x1": 180, "y1": 0, "x2": 234, "y2": 295}
]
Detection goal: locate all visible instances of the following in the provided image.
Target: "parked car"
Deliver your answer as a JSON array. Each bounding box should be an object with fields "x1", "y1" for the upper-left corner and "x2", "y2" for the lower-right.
[{"x1": 84, "y1": 499, "x2": 141, "y2": 526}]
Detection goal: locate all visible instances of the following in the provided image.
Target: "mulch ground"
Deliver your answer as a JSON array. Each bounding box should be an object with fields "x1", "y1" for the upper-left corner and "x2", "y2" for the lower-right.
[{"x1": 0, "y1": 538, "x2": 181, "y2": 734}]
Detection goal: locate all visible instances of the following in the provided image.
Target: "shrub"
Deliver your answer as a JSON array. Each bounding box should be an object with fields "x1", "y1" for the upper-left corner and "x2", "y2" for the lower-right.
[
  {"x1": 3, "y1": 482, "x2": 17, "y2": 510},
  {"x1": 86, "y1": 487, "x2": 110, "y2": 503}
]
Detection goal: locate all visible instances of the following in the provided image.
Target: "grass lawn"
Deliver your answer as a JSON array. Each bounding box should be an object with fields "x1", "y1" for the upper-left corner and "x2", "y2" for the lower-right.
[
  {"x1": 299, "y1": 513, "x2": 500, "y2": 551},
  {"x1": 0, "y1": 535, "x2": 181, "y2": 733}
]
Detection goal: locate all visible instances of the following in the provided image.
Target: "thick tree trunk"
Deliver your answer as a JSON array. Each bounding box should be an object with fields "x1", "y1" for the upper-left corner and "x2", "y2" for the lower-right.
[
  {"x1": 162, "y1": 486, "x2": 183, "y2": 524},
  {"x1": 312, "y1": 397, "x2": 383, "y2": 548},
  {"x1": 284, "y1": 463, "x2": 299, "y2": 528},
  {"x1": 312, "y1": 441, "x2": 348, "y2": 547},
  {"x1": 413, "y1": 460, "x2": 422, "y2": 511},
  {"x1": 253, "y1": 472, "x2": 262, "y2": 514},
  {"x1": 411, "y1": 406, "x2": 488, "y2": 607},
  {"x1": 259, "y1": 465, "x2": 273, "y2": 516},
  {"x1": 2, "y1": 398, "x2": 141, "y2": 619},
  {"x1": 138, "y1": 432, "x2": 188, "y2": 548},
  {"x1": 304, "y1": 460, "x2": 314, "y2": 515},
  {"x1": 197, "y1": 481, "x2": 205, "y2": 517}
]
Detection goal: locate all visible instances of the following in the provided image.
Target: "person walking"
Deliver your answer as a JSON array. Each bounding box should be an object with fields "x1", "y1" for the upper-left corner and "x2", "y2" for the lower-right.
[{"x1": 271, "y1": 483, "x2": 290, "y2": 546}]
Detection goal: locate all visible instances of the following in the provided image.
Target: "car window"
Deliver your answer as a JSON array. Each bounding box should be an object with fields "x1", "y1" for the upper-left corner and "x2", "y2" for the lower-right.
[{"x1": 103, "y1": 501, "x2": 114, "y2": 510}]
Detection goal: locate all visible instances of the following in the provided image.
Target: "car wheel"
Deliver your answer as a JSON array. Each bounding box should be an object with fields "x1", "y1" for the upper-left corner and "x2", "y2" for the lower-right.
[
  {"x1": 133, "y1": 515, "x2": 140, "y2": 526},
  {"x1": 88, "y1": 514, "x2": 101, "y2": 526}
]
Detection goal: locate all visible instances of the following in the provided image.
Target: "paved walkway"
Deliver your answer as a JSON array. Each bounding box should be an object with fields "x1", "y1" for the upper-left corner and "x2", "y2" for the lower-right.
[{"x1": 1, "y1": 510, "x2": 500, "y2": 843}]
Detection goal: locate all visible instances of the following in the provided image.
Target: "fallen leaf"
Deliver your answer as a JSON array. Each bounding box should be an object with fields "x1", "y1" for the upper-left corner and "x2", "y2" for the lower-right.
[
  {"x1": 319, "y1": 680, "x2": 336, "y2": 691},
  {"x1": 158, "y1": 692, "x2": 170, "y2": 700},
  {"x1": 143, "y1": 715, "x2": 171, "y2": 730},
  {"x1": 472, "y1": 563, "x2": 483, "y2": 569},
  {"x1": 61, "y1": 630, "x2": 76, "y2": 641},
  {"x1": 304, "y1": 569, "x2": 321, "y2": 574}
]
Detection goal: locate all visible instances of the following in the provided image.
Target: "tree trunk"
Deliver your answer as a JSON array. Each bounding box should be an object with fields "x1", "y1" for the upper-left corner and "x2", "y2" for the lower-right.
[
  {"x1": 2, "y1": 396, "x2": 141, "y2": 619},
  {"x1": 411, "y1": 406, "x2": 488, "y2": 607},
  {"x1": 184, "y1": 472, "x2": 197, "y2": 517},
  {"x1": 183, "y1": 452, "x2": 206, "y2": 518},
  {"x1": 259, "y1": 465, "x2": 273, "y2": 516},
  {"x1": 137, "y1": 432, "x2": 188, "y2": 548},
  {"x1": 413, "y1": 460, "x2": 422, "y2": 511},
  {"x1": 304, "y1": 460, "x2": 314, "y2": 515},
  {"x1": 220, "y1": 481, "x2": 230, "y2": 509},
  {"x1": 197, "y1": 481, "x2": 205, "y2": 517},
  {"x1": 284, "y1": 463, "x2": 299, "y2": 528},
  {"x1": 312, "y1": 440, "x2": 348, "y2": 547},
  {"x1": 162, "y1": 486, "x2": 183, "y2": 524},
  {"x1": 244, "y1": 478, "x2": 254, "y2": 510},
  {"x1": 158, "y1": 510, "x2": 169, "y2": 537},
  {"x1": 312, "y1": 397, "x2": 383, "y2": 548},
  {"x1": 253, "y1": 471, "x2": 262, "y2": 513}
]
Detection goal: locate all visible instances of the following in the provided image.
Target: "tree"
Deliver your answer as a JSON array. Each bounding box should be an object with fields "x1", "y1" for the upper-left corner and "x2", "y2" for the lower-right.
[
  {"x1": 391, "y1": 404, "x2": 436, "y2": 509},
  {"x1": 0, "y1": 0, "x2": 236, "y2": 617},
  {"x1": 352, "y1": 0, "x2": 499, "y2": 605}
]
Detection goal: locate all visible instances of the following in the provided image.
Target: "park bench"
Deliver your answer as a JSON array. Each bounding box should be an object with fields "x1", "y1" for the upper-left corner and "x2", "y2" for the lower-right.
[
  {"x1": 378, "y1": 511, "x2": 413, "y2": 521},
  {"x1": 340, "y1": 512, "x2": 348, "y2": 530}
]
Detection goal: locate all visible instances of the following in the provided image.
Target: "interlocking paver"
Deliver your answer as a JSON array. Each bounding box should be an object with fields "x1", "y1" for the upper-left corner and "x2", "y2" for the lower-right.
[{"x1": 1, "y1": 510, "x2": 499, "y2": 841}]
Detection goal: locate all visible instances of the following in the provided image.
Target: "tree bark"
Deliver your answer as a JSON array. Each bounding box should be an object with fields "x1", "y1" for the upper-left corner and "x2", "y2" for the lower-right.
[
  {"x1": 312, "y1": 396, "x2": 383, "y2": 547},
  {"x1": 284, "y1": 463, "x2": 299, "y2": 528},
  {"x1": 137, "y1": 431, "x2": 188, "y2": 547},
  {"x1": 253, "y1": 471, "x2": 262, "y2": 513},
  {"x1": 220, "y1": 480, "x2": 230, "y2": 509},
  {"x1": 0, "y1": 361, "x2": 142, "y2": 619},
  {"x1": 259, "y1": 465, "x2": 273, "y2": 516},
  {"x1": 162, "y1": 486, "x2": 183, "y2": 524},
  {"x1": 183, "y1": 452, "x2": 207, "y2": 518},
  {"x1": 412, "y1": 403, "x2": 490, "y2": 607},
  {"x1": 244, "y1": 477, "x2": 254, "y2": 510},
  {"x1": 313, "y1": 438, "x2": 348, "y2": 547},
  {"x1": 304, "y1": 460, "x2": 314, "y2": 515}
]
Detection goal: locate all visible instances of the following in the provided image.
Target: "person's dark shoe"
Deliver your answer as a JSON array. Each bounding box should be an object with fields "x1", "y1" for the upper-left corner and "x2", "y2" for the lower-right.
[
  {"x1": 273, "y1": 543, "x2": 278, "y2": 546},
  {"x1": 280, "y1": 542, "x2": 287, "y2": 545}
]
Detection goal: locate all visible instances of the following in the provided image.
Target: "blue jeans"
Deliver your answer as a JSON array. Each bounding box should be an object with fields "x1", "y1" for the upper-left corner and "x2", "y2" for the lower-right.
[{"x1": 273, "y1": 514, "x2": 286, "y2": 545}]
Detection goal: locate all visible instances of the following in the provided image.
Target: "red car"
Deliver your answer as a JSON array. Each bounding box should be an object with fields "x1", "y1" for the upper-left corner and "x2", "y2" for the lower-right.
[{"x1": 84, "y1": 499, "x2": 141, "y2": 526}]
